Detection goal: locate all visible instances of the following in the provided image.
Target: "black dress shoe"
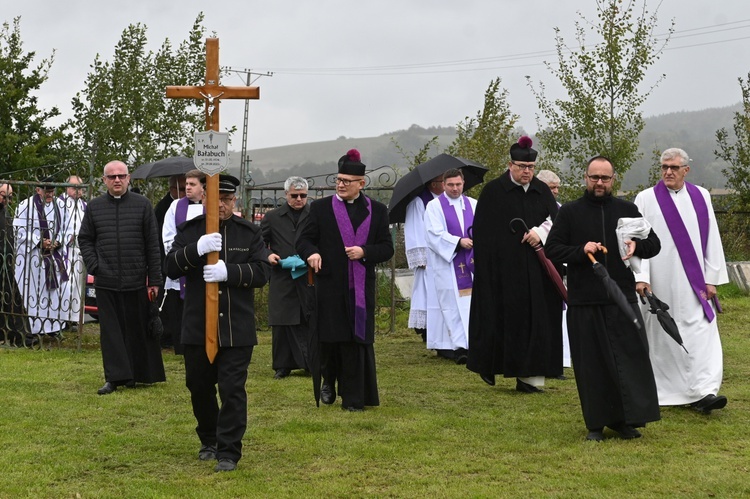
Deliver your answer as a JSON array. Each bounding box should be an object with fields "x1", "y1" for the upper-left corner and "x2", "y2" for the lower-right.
[
  {"x1": 586, "y1": 429, "x2": 604, "y2": 441},
  {"x1": 97, "y1": 382, "x2": 117, "y2": 395},
  {"x1": 691, "y1": 394, "x2": 728, "y2": 414},
  {"x1": 214, "y1": 458, "x2": 237, "y2": 472},
  {"x1": 342, "y1": 405, "x2": 364, "y2": 412},
  {"x1": 274, "y1": 368, "x2": 291, "y2": 379},
  {"x1": 123, "y1": 380, "x2": 136, "y2": 388},
  {"x1": 198, "y1": 444, "x2": 217, "y2": 461},
  {"x1": 480, "y1": 373, "x2": 496, "y2": 386},
  {"x1": 516, "y1": 379, "x2": 544, "y2": 393},
  {"x1": 320, "y1": 383, "x2": 336, "y2": 405},
  {"x1": 608, "y1": 422, "x2": 642, "y2": 439},
  {"x1": 454, "y1": 350, "x2": 468, "y2": 365}
]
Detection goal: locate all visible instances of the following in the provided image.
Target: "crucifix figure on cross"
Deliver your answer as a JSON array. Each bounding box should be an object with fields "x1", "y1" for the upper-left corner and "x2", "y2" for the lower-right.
[{"x1": 165, "y1": 37, "x2": 259, "y2": 363}]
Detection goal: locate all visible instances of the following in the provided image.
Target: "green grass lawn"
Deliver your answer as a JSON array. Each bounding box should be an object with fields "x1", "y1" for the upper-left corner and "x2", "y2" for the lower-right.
[{"x1": 1, "y1": 289, "x2": 748, "y2": 498}]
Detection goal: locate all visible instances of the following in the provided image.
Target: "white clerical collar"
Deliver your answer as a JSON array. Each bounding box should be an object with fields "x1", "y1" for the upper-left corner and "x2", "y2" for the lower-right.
[
  {"x1": 509, "y1": 174, "x2": 531, "y2": 192},
  {"x1": 444, "y1": 193, "x2": 463, "y2": 207},
  {"x1": 335, "y1": 193, "x2": 359, "y2": 204},
  {"x1": 668, "y1": 185, "x2": 683, "y2": 194}
]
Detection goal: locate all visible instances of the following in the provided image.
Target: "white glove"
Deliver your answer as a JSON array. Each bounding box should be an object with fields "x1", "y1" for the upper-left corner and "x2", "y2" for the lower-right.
[
  {"x1": 197, "y1": 233, "x2": 222, "y2": 256},
  {"x1": 203, "y1": 260, "x2": 228, "y2": 282}
]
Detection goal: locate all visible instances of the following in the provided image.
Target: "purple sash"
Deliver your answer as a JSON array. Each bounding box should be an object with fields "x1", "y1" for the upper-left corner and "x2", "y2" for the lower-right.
[
  {"x1": 175, "y1": 197, "x2": 204, "y2": 299},
  {"x1": 654, "y1": 181, "x2": 719, "y2": 322},
  {"x1": 418, "y1": 187, "x2": 434, "y2": 208},
  {"x1": 438, "y1": 194, "x2": 474, "y2": 296},
  {"x1": 332, "y1": 195, "x2": 372, "y2": 341},
  {"x1": 33, "y1": 194, "x2": 69, "y2": 290}
]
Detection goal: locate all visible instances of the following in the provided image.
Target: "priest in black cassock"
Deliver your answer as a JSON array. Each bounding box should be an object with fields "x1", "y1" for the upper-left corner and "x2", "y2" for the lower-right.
[
  {"x1": 296, "y1": 149, "x2": 394, "y2": 412},
  {"x1": 466, "y1": 137, "x2": 563, "y2": 393}
]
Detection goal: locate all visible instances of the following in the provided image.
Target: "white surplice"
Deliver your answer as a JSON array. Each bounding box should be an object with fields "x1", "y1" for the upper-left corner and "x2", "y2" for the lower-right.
[
  {"x1": 634, "y1": 185, "x2": 728, "y2": 405},
  {"x1": 162, "y1": 198, "x2": 205, "y2": 292},
  {"x1": 424, "y1": 193, "x2": 477, "y2": 351},
  {"x1": 404, "y1": 193, "x2": 437, "y2": 329},
  {"x1": 13, "y1": 196, "x2": 67, "y2": 334},
  {"x1": 59, "y1": 195, "x2": 86, "y2": 322}
]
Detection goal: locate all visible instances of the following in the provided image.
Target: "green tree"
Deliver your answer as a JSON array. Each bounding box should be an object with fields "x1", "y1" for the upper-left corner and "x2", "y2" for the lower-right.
[
  {"x1": 0, "y1": 17, "x2": 70, "y2": 179},
  {"x1": 446, "y1": 77, "x2": 520, "y2": 196},
  {"x1": 70, "y1": 14, "x2": 207, "y2": 179},
  {"x1": 715, "y1": 73, "x2": 750, "y2": 209},
  {"x1": 528, "y1": 0, "x2": 673, "y2": 194}
]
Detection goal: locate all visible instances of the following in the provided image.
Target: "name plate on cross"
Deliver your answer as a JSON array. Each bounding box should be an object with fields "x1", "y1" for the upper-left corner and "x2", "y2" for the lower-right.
[{"x1": 194, "y1": 131, "x2": 229, "y2": 175}]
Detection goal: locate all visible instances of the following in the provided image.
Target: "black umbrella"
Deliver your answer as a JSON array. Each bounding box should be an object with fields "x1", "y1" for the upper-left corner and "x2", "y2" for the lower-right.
[
  {"x1": 388, "y1": 153, "x2": 488, "y2": 223},
  {"x1": 640, "y1": 290, "x2": 688, "y2": 353},
  {"x1": 305, "y1": 267, "x2": 321, "y2": 406},
  {"x1": 131, "y1": 156, "x2": 195, "y2": 180},
  {"x1": 509, "y1": 218, "x2": 568, "y2": 302},
  {"x1": 587, "y1": 248, "x2": 641, "y2": 330},
  {"x1": 147, "y1": 290, "x2": 163, "y2": 339}
]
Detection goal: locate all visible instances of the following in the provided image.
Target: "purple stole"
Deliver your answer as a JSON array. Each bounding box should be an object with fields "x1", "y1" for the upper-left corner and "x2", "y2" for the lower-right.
[
  {"x1": 33, "y1": 194, "x2": 69, "y2": 289},
  {"x1": 176, "y1": 197, "x2": 204, "y2": 299},
  {"x1": 418, "y1": 187, "x2": 434, "y2": 208},
  {"x1": 438, "y1": 194, "x2": 474, "y2": 296},
  {"x1": 332, "y1": 195, "x2": 372, "y2": 341},
  {"x1": 654, "y1": 181, "x2": 720, "y2": 322}
]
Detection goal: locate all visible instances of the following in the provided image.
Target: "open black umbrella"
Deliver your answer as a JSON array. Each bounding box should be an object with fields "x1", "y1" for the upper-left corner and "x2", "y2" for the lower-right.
[
  {"x1": 388, "y1": 153, "x2": 488, "y2": 223},
  {"x1": 640, "y1": 290, "x2": 688, "y2": 353},
  {"x1": 587, "y1": 248, "x2": 641, "y2": 330},
  {"x1": 305, "y1": 267, "x2": 321, "y2": 406},
  {"x1": 131, "y1": 156, "x2": 195, "y2": 180},
  {"x1": 509, "y1": 218, "x2": 567, "y2": 302}
]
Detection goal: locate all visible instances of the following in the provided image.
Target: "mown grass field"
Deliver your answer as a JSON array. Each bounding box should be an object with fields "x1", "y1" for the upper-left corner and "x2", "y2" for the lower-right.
[{"x1": 1, "y1": 286, "x2": 748, "y2": 498}]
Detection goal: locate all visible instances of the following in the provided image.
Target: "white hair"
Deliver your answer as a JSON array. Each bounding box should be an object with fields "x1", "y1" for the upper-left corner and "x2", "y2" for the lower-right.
[
  {"x1": 536, "y1": 170, "x2": 560, "y2": 185},
  {"x1": 284, "y1": 176, "x2": 308, "y2": 191},
  {"x1": 660, "y1": 148, "x2": 690, "y2": 165}
]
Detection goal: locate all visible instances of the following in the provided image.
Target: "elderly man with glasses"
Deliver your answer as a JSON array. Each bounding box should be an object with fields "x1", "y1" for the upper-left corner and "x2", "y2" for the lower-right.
[
  {"x1": 78, "y1": 161, "x2": 165, "y2": 395},
  {"x1": 296, "y1": 149, "x2": 394, "y2": 412},
  {"x1": 633, "y1": 148, "x2": 729, "y2": 415},
  {"x1": 261, "y1": 176, "x2": 312, "y2": 379},
  {"x1": 467, "y1": 136, "x2": 563, "y2": 394},
  {"x1": 546, "y1": 155, "x2": 662, "y2": 441}
]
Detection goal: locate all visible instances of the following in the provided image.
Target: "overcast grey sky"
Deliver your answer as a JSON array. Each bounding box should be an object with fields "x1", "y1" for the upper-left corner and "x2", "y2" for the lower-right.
[{"x1": 4, "y1": 0, "x2": 750, "y2": 151}]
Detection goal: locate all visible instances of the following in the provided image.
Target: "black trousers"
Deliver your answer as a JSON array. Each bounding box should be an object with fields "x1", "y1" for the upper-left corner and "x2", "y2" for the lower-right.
[
  {"x1": 271, "y1": 324, "x2": 307, "y2": 371},
  {"x1": 183, "y1": 344, "x2": 253, "y2": 462},
  {"x1": 160, "y1": 289, "x2": 184, "y2": 354},
  {"x1": 321, "y1": 341, "x2": 379, "y2": 409}
]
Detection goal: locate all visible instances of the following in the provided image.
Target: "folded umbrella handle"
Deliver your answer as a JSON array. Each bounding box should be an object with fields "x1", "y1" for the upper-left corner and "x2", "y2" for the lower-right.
[{"x1": 586, "y1": 245, "x2": 608, "y2": 263}]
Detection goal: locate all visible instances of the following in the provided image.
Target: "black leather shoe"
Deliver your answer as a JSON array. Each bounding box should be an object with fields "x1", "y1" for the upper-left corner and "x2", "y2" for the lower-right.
[
  {"x1": 586, "y1": 429, "x2": 604, "y2": 441},
  {"x1": 516, "y1": 379, "x2": 544, "y2": 393},
  {"x1": 274, "y1": 368, "x2": 291, "y2": 379},
  {"x1": 198, "y1": 444, "x2": 217, "y2": 461},
  {"x1": 123, "y1": 380, "x2": 136, "y2": 388},
  {"x1": 342, "y1": 405, "x2": 364, "y2": 412},
  {"x1": 97, "y1": 382, "x2": 117, "y2": 395},
  {"x1": 609, "y1": 423, "x2": 642, "y2": 439},
  {"x1": 691, "y1": 394, "x2": 728, "y2": 414},
  {"x1": 214, "y1": 458, "x2": 237, "y2": 472},
  {"x1": 320, "y1": 383, "x2": 336, "y2": 405},
  {"x1": 480, "y1": 373, "x2": 496, "y2": 386},
  {"x1": 454, "y1": 350, "x2": 468, "y2": 365}
]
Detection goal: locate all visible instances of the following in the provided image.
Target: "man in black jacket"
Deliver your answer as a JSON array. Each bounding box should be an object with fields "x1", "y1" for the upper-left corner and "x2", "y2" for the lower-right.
[
  {"x1": 545, "y1": 156, "x2": 661, "y2": 441},
  {"x1": 78, "y1": 161, "x2": 165, "y2": 395},
  {"x1": 165, "y1": 174, "x2": 270, "y2": 472}
]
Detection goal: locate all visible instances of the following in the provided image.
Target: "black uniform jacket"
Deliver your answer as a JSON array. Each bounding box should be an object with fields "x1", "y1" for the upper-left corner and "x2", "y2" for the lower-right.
[
  {"x1": 261, "y1": 202, "x2": 310, "y2": 326},
  {"x1": 296, "y1": 194, "x2": 394, "y2": 344},
  {"x1": 545, "y1": 190, "x2": 661, "y2": 305},
  {"x1": 164, "y1": 214, "x2": 270, "y2": 347}
]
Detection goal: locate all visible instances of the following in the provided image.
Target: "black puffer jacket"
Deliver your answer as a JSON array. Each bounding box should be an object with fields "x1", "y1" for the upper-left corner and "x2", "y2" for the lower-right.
[{"x1": 78, "y1": 191, "x2": 163, "y2": 291}]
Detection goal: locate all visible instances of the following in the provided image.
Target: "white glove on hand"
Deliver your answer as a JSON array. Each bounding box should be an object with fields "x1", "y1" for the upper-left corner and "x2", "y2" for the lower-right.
[
  {"x1": 203, "y1": 260, "x2": 228, "y2": 282},
  {"x1": 197, "y1": 233, "x2": 222, "y2": 256}
]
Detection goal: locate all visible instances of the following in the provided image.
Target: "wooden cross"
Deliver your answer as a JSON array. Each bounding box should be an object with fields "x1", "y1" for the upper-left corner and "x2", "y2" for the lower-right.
[{"x1": 166, "y1": 38, "x2": 260, "y2": 363}]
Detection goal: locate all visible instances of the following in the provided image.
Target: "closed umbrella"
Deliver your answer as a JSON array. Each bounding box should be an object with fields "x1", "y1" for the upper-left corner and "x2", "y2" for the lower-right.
[
  {"x1": 587, "y1": 248, "x2": 641, "y2": 330},
  {"x1": 388, "y1": 154, "x2": 488, "y2": 223},
  {"x1": 640, "y1": 290, "x2": 688, "y2": 353},
  {"x1": 304, "y1": 267, "x2": 321, "y2": 406},
  {"x1": 509, "y1": 217, "x2": 567, "y2": 302}
]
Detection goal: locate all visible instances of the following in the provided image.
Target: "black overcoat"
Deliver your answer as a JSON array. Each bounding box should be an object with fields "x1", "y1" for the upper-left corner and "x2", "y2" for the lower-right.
[
  {"x1": 260, "y1": 202, "x2": 310, "y2": 326},
  {"x1": 466, "y1": 171, "x2": 563, "y2": 378},
  {"x1": 164, "y1": 214, "x2": 270, "y2": 347},
  {"x1": 296, "y1": 194, "x2": 394, "y2": 344}
]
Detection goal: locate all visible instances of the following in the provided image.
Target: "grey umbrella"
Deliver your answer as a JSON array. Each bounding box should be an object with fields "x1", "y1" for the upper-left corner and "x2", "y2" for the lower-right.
[{"x1": 131, "y1": 156, "x2": 195, "y2": 180}]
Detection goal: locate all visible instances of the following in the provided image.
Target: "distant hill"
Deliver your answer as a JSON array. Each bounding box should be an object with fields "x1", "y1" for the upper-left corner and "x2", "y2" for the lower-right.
[{"x1": 228, "y1": 106, "x2": 741, "y2": 190}]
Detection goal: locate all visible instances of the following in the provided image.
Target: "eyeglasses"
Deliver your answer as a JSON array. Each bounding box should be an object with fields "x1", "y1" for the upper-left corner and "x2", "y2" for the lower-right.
[
  {"x1": 289, "y1": 193, "x2": 308, "y2": 199},
  {"x1": 511, "y1": 162, "x2": 535, "y2": 170},
  {"x1": 104, "y1": 174, "x2": 129, "y2": 180},
  {"x1": 0, "y1": 192, "x2": 13, "y2": 201},
  {"x1": 334, "y1": 177, "x2": 359, "y2": 186},
  {"x1": 587, "y1": 175, "x2": 613, "y2": 183},
  {"x1": 661, "y1": 164, "x2": 687, "y2": 172},
  {"x1": 219, "y1": 196, "x2": 236, "y2": 205}
]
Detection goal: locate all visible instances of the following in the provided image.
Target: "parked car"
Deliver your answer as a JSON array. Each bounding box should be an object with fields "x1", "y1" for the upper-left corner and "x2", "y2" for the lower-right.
[{"x1": 84, "y1": 274, "x2": 98, "y2": 320}]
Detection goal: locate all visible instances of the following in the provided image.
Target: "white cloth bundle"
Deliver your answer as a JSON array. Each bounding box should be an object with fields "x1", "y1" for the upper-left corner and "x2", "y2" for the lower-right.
[{"x1": 616, "y1": 217, "x2": 652, "y2": 273}]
